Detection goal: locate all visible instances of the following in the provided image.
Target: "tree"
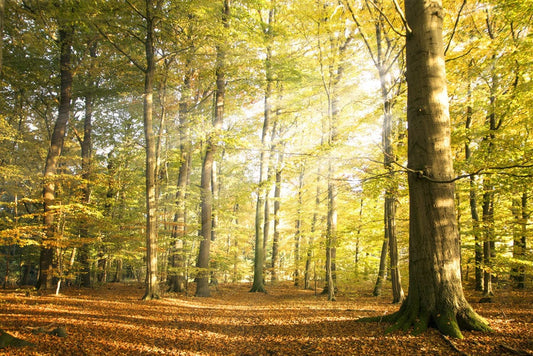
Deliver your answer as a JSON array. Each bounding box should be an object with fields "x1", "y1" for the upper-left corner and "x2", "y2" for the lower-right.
[
  {"x1": 38, "y1": 20, "x2": 74, "y2": 291},
  {"x1": 370, "y1": 0, "x2": 491, "y2": 338},
  {"x1": 250, "y1": 1, "x2": 276, "y2": 294},
  {"x1": 196, "y1": 0, "x2": 230, "y2": 297}
]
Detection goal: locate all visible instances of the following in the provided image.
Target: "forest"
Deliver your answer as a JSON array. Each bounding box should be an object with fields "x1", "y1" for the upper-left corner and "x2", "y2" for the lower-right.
[{"x1": 0, "y1": 0, "x2": 532, "y2": 353}]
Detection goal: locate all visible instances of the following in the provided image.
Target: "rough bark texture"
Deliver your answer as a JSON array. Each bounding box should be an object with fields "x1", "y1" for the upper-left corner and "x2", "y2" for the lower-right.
[
  {"x1": 371, "y1": 0, "x2": 491, "y2": 338},
  {"x1": 38, "y1": 26, "x2": 73, "y2": 291}
]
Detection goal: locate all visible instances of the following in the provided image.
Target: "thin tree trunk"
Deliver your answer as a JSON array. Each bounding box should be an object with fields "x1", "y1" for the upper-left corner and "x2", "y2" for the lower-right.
[
  {"x1": 142, "y1": 0, "x2": 159, "y2": 300},
  {"x1": 373, "y1": 237, "x2": 388, "y2": 296},
  {"x1": 38, "y1": 25, "x2": 73, "y2": 291},
  {"x1": 0, "y1": 0, "x2": 4, "y2": 75},
  {"x1": 465, "y1": 83, "x2": 483, "y2": 291},
  {"x1": 271, "y1": 152, "x2": 283, "y2": 283},
  {"x1": 196, "y1": 0, "x2": 229, "y2": 297},
  {"x1": 293, "y1": 165, "x2": 304, "y2": 287},
  {"x1": 78, "y1": 41, "x2": 97, "y2": 288},
  {"x1": 251, "y1": 5, "x2": 274, "y2": 294}
]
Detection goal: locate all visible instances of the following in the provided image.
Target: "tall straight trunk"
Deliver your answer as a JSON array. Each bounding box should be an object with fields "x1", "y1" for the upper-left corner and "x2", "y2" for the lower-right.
[
  {"x1": 0, "y1": 0, "x2": 4, "y2": 75},
  {"x1": 293, "y1": 165, "x2": 304, "y2": 287},
  {"x1": 465, "y1": 84, "x2": 483, "y2": 291},
  {"x1": 305, "y1": 167, "x2": 321, "y2": 289},
  {"x1": 78, "y1": 41, "x2": 97, "y2": 288},
  {"x1": 380, "y1": 67, "x2": 403, "y2": 304},
  {"x1": 481, "y1": 63, "x2": 499, "y2": 298},
  {"x1": 511, "y1": 191, "x2": 527, "y2": 289},
  {"x1": 196, "y1": 0, "x2": 229, "y2": 297},
  {"x1": 251, "y1": 6, "x2": 274, "y2": 294},
  {"x1": 271, "y1": 152, "x2": 283, "y2": 283},
  {"x1": 142, "y1": 0, "x2": 159, "y2": 300},
  {"x1": 169, "y1": 82, "x2": 192, "y2": 293},
  {"x1": 38, "y1": 25, "x2": 73, "y2": 291},
  {"x1": 376, "y1": 0, "x2": 490, "y2": 338},
  {"x1": 373, "y1": 236, "x2": 388, "y2": 296},
  {"x1": 325, "y1": 158, "x2": 337, "y2": 301}
]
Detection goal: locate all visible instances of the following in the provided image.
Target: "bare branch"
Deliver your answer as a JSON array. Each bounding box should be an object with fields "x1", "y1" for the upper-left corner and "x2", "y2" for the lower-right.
[
  {"x1": 391, "y1": 0, "x2": 412, "y2": 35},
  {"x1": 341, "y1": 0, "x2": 379, "y2": 68},
  {"x1": 94, "y1": 23, "x2": 146, "y2": 72},
  {"x1": 445, "y1": 0, "x2": 467, "y2": 56},
  {"x1": 366, "y1": 0, "x2": 407, "y2": 38}
]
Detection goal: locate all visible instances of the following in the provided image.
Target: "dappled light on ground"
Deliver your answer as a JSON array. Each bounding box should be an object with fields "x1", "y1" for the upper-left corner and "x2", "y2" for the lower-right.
[{"x1": 0, "y1": 283, "x2": 531, "y2": 355}]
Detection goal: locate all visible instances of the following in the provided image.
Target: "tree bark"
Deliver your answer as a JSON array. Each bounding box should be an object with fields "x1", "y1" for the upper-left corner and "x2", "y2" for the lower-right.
[
  {"x1": 374, "y1": 0, "x2": 491, "y2": 338},
  {"x1": 142, "y1": 0, "x2": 160, "y2": 300},
  {"x1": 304, "y1": 171, "x2": 320, "y2": 290},
  {"x1": 196, "y1": 0, "x2": 229, "y2": 297},
  {"x1": 293, "y1": 165, "x2": 304, "y2": 287},
  {"x1": 168, "y1": 47, "x2": 194, "y2": 293},
  {"x1": 37, "y1": 25, "x2": 73, "y2": 291},
  {"x1": 373, "y1": 237, "x2": 388, "y2": 296},
  {"x1": 0, "y1": 0, "x2": 4, "y2": 75},
  {"x1": 271, "y1": 152, "x2": 283, "y2": 283},
  {"x1": 251, "y1": 5, "x2": 274, "y2": 294},
  {"x1": 511, "y1": 191, "x2": 527, "y2": 289},
  {"x1": 78, "y1": 41, "x2": 97, "y2": 288},
  {"x1": 464, "y1": 87, "x2": 483, "y2": 291}
]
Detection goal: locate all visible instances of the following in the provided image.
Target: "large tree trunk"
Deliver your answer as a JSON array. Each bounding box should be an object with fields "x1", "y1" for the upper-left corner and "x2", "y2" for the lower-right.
[
  {"x1": 377, "y1": 0, "x2": 491, "y2": 338},
  {"x1": 142, "y1": 0, "x2": 160, "y2": 300},
  {"x1": 196, "y1": 0, "x2": 229, "y2": 297},
  {"x1": 37, "y1": 25, "x2": 73, "y2": 291}
]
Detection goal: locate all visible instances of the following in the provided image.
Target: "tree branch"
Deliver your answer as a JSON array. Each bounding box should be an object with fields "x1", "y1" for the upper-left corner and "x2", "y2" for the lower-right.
[
  {"x1": 366, "y1": 0, "x2": 408, "y2": 38},
  {"x1": 444, "y1": 0, "x2": 467, "y2": 56},
  {"x1": 391, "y1": 0, "x2": 411, "y2": 36}
]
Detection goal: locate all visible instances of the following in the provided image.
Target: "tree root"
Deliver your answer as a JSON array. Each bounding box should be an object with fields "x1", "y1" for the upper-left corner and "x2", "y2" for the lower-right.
[
  {"x1": 358, "y1": 302, "x2": 491, "y2": 339},
  {"x1": 0, "y1": 329, "x2": 34, "y2": 349}
]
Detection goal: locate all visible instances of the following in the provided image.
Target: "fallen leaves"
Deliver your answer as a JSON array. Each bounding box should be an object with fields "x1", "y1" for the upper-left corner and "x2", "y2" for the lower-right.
[{"x1": 0, "y1": 283, "x2": 531, "y2": 355}]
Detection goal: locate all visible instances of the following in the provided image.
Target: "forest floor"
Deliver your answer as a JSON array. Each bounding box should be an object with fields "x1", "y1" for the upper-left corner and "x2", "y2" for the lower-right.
[{"x1": 0, "y1": 281, "x2": 532, "y2": 355}]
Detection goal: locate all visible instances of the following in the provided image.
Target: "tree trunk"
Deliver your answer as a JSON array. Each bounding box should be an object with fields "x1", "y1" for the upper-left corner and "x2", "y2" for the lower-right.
[
  {"x1": 78, "y1": 41, "x2": 97, "y2": 288},
  {"x1": 142, "y1": 0, "x2": 159, "y2": 300},
  {"x1": 37, "y1": 25, "x2": 73, "y2": 291},
  {"x1": 377, "y1": 0, "x2": 491, "y2": 338},
  {"x1": 373, "y1": 237, "x2": 388, "y2": 296},
  {"x1": 168, "y1": 54, "x2": 194, "y2": 293},
  {"x1": 251, "y1": 6, "x2": 274, "y2": 294},
  {"x1": 293, "y1": 165, "x2": 304, "y2": 287},
  {"x1": 196, "y1": 0, "x2": 229, "y2": 297},
  {"x1": 325, "y1": 158, "x2": 337, "y2": 301},
  {"x1": 511, "y1": 191, "x2": 527, "y2": 289},
  {"x1": 0, "y1": 0, "x2": 4, "y2": 75},
  {"x1": 465, "y1": 93, "x2": 483, "y2": 291},
  {"x1": 271, "y1": 152, "x2": 283, "y2": 283}
]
